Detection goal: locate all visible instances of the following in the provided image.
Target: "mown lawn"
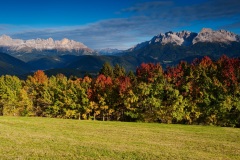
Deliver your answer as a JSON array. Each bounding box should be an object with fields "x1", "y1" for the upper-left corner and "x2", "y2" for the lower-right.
[{"x1": 0, "y1": 117, "x2": 239, "y2": 159}]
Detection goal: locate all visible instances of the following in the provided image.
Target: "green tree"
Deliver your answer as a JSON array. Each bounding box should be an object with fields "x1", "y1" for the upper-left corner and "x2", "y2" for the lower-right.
[
  {"x1": 0, "y1": 75, "x2": 23, "y2": 116},
  {"x1": 26, "y1": 70, "x2": 51, "y2": 116},
  {"x1": 99, "y1": 62, "x2": 114, "y2": 78},
  {"x1": 113, "y1": 64, "x2": 125, "y2": 78}
]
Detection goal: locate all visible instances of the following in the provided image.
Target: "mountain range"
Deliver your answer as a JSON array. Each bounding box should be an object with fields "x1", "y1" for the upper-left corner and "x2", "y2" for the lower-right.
[
  {"x1": 0, "y1": 35, "x2": 95, "y2": 61},
  {"x1": 131, "y1": 28, "x2": 239, "y2": 50},
  {"x1": 96, "y1": 48, "x2": 124, "y2": 55},
  {"x1": 0, "y1": 28, "x2": 240, "y2": 77}
]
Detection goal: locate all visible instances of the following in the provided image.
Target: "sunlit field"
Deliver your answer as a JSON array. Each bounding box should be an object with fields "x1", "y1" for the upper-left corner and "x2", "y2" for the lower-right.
[{"x1": 0, "y1": 116, "x2": 239, "y2": 159}]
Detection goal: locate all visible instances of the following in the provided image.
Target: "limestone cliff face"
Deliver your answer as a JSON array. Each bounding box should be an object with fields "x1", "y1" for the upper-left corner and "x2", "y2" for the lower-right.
[
  {"x1": 150, "y1": 31, "x2": 197, "y2": 46},
  {"x1": 0, "y1": 35, "x2": 92, "y2": 52},
  {"x1": 192, "y1": 28, "x2": 239, "y2": 44},
  {"x1": 0, "y1": 35, "x2": 95, "y2": 61},
  {"x1": 131, "y1": 28, "x2": 239, "y2": 51}
]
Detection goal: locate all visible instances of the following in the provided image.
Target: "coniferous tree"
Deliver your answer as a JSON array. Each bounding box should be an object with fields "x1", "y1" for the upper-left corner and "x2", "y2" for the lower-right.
[
  {"x1": 113, "y1": 64, "x2": 125, "y2": 78},
  {"x1": 99, "y1": 62, "x2": 114, "y2": 78}
]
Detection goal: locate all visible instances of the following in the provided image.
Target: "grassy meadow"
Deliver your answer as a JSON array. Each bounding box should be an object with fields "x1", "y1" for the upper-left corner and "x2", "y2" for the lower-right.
[{"x1": 0, "y1": 116, "x2": 239, "y2": 159}]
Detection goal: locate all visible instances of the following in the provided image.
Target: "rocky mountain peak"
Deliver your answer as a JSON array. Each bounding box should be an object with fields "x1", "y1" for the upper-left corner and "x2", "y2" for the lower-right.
[
  {"x1": 61, "y1": 38, "x2": 70, "y2": 45},
  {"x1": 200, "y1": 28, "x2": 213, "y2": 33},
  {"x1": 0, "y1": 35, "x2": 12, "y2": 41},
  {"x1": 150, "y1": 30, "x2": 197, "y2": 46},
  {"x1": 193, "y1": 28, "x2": 239, "y2": 44},
  {"x1": 131, "y1": 30, "x2": 197, "y2": 51}
]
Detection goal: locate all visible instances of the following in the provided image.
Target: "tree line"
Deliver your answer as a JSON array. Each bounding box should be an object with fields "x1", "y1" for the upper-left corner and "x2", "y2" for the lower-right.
[{"x1": 0, "y1": 55, "x2": 239, "y2": 127}]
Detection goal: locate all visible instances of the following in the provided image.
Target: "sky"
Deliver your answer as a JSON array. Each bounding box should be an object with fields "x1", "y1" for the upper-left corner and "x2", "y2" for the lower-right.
[{"x1": 0, "y1": 0, "x2": 240, "y2": 49}]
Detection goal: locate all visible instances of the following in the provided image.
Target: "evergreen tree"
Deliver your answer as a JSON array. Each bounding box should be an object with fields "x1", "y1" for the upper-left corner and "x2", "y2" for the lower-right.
[
  {"x1": 99, "y1": 62, "x2": 114, "y2": 78},
  {"x1": 113, "y1": 64, "x2": 125, "y2": 78}
]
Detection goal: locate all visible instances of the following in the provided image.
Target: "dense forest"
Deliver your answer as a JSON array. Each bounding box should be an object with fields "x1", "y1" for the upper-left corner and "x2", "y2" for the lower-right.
[{"x1": 0, "y1": 55, "x2": 239, "y2": 127}]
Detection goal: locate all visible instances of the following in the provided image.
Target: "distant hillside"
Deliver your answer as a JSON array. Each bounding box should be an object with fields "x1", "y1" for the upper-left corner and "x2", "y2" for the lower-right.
[
  {"x1": 125, "y1": 42, "x2": 240, "y2": 67},
  {"x1": 29, "y1": 55, "x2": 139, "y2": 73},
  {"x1": 0, "y1": 52, "x2": 32, "y2": 76},
  {"x1": 27, "y1": 55, "x2": 79, "y2": 70},
  {"x1": 65, "y1": 55, "x2": 141, "y2": 72},
  {"x1": 43, "y1": 68, "x2": 97, "y2": 78}
]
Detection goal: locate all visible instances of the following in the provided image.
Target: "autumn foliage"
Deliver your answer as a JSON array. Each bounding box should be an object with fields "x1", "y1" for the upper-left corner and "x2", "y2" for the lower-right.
[{"x1": 0, "y1": 56, "x2": 239, "y2": 127}]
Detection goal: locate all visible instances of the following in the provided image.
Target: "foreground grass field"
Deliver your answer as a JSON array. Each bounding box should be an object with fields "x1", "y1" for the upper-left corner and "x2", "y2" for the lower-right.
[{"x1": 0, "y1": 117, "x2": 239, "y2": 160}]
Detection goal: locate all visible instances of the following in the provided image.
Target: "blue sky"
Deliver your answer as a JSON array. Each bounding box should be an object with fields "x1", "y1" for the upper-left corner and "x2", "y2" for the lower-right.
[{"x1": 0, "y1": 0, "x2": 240, "y2": 49}]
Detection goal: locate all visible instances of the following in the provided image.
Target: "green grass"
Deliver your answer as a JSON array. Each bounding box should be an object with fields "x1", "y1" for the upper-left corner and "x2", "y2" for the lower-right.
[{"x1": 0, "y1": 117, "x2": 239, "y2": 160}]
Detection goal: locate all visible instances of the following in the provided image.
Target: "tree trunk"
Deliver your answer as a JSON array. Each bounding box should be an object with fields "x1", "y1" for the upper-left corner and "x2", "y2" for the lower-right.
[{"x1": 0, "y1": 106, "x2": 3, "y2": 116}]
